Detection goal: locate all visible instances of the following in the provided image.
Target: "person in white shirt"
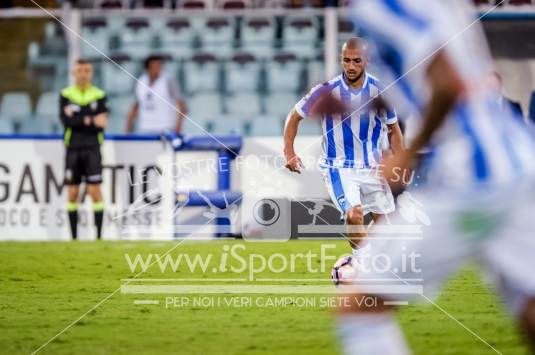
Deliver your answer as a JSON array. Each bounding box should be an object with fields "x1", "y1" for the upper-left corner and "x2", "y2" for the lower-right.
[{"x1": 126, "y1": 55, "x2": 187, "y2": 134}]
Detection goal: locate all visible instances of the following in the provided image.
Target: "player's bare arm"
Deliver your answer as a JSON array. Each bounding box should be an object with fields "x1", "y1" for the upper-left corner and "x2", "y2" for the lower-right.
[
  {"x1": 175, "y1": 98, "x2": 187, "y2": 133},
  {"x1": 283, "y1": 109, "x2": 304, "y2": 173},
  {"x1": 125, "y1": 102, "x2": 139, "y2": 133},
  {"x1": 387, "y1": 121, "x2": 404, "y2": 156},
  {"x1": 382, "y1": 50, "x2": 464, "y2": 188}
]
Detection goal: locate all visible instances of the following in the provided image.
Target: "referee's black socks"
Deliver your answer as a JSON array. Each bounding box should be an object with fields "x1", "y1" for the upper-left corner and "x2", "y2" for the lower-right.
[
  {"x1": 93, "y1": 201, "x2": 104, "y2": 240},
  {"x1": 67, "y1": 202, "x2": 78, "y2": 240}
]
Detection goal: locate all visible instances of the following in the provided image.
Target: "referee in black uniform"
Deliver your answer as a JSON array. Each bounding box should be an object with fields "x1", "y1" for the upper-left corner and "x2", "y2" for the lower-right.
[{"x1": 60, "y1": 59, "x2": 108, "y2": 240}]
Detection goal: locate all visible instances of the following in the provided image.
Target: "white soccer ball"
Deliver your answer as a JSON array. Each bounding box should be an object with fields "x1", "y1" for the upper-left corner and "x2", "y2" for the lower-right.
[{"x1": 332, "y1": 255, "x2": 357, "y2": 287}]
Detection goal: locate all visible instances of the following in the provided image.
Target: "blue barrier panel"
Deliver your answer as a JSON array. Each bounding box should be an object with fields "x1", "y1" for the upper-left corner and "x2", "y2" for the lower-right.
[
  {"x1": 176, "y1": 191, "x2": 242, "y2": 208},
  {"x1": 168, "y1": 133, "x2": 243, "y2": 238}
]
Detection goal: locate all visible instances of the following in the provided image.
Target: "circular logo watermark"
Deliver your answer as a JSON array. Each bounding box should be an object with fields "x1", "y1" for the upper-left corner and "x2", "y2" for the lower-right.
[{"x1": 253, "y1": 199, "x2": 280, "y2": 226}]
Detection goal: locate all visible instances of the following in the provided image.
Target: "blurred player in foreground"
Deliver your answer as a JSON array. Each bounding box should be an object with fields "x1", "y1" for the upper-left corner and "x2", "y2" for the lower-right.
[
  {"x1": 334, "y1": 1, "x2": 535, "y2": 354},
  {"x1": 283, "y1": 37, "x2": 405, "y2": 261},
  {"x1": 60, "y1": 59, "x2": 108, "y2": 240}
]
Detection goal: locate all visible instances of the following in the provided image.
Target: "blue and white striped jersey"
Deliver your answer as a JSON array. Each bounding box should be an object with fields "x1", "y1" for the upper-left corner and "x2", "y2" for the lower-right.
[
  {"x1": 295, "y1": 72, "x2": 398, "y2": 169},
  {"x1": 351, "y1": 0, "x2": 535, "y2": 189}
]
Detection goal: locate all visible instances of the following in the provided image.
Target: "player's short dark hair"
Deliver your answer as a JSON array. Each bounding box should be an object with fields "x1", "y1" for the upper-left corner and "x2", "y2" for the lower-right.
[
  {"x1": 75, "y1": 58, "x2": 92, "y2": 66},
  {"x1": 144, "y1": 55, "x2": 164, "y2": 69}
]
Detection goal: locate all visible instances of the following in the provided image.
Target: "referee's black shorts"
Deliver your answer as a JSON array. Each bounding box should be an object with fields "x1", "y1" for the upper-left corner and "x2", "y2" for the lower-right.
[{"x1": 64, "y1": 146, "x2": 103, "y2": 185}]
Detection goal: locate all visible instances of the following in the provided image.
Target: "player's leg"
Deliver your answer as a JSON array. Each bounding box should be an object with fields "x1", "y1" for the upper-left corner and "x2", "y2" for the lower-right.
[
  {"x1": 336, "y1": 300, "x2": 409, "y2": 355},
  {"x1": 480, "y1": 183, "x2": 535, "y2": 351},
  {"x1": 336, "y1": 190, "x2": 475, "y2": 355},
  {"x1": 345, "y1": 205, "x2": 366, "y2": 250},
  {"x1": 67, "y1": 184, "x2": 80, "y2": 240},
  {"x1": 84, "y1": 147, "x2": 104, "y2": 240},
  {"x1": 87, "y1": 183, "x2": 104, "y2": 239},
  {"x1": 349, "y1": 177, "x2": 396, "y2": 263},
  {"x1": 65, "y1": 148, "x2": 82, "y2": 240},
  {"x1": 320, "y1": 167, "x2": 367, "y2": 255}
]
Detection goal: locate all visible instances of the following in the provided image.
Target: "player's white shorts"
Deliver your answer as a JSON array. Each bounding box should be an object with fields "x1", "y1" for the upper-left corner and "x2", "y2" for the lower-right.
[
  {"x1": 320, "y1": 166, "x2": 395, "y2": 217},
  {"x1": 355, "y1": 179, "x2": 535, "y2": 316}
]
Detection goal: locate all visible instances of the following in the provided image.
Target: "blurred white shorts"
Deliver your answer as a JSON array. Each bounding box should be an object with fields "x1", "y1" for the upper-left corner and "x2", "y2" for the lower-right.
[
  {"x1": 320, "y1": 166, "x2": 395, "y2": 217},
  {"x1": 356, "y1": 180, "x2": 535, "y2": 316}
]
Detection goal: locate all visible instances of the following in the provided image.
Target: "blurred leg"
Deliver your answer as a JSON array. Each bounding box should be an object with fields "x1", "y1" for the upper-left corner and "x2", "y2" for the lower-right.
[
  {"x1": 87, "y1": 183, "x2": 104, "y2": 240},
  {"x1": 337, "y1": 297, "x2": 410, "y2": 355},
  {"x1": 67, "y1": 185, "x2": 80, "y2": 240},
  {"x1": 345, "y1": 205, "x2": 366, "y2": 249}
]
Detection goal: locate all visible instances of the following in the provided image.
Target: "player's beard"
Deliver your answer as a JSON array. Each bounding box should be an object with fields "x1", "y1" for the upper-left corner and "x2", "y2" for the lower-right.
[{"x1": 345, "y1": 70, "x2": 364, "y2": 84}]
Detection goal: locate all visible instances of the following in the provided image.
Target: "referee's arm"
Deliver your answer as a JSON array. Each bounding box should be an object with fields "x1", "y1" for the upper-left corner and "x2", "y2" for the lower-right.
[
  {"x1": 59, "y1": 95, "x2": 85, "y2": 128},
  {"x1": 91, "y1": 96, "x2": 108, "y2": 129}
]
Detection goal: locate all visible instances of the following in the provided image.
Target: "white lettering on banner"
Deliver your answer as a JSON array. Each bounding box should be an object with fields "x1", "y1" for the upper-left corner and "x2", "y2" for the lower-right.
[
  {"x1": 0, "y1": 136, "x2": 327, "y2": 241},
  {"x1": 0, "y1": 139, "x2": 177, "y2": 241}
]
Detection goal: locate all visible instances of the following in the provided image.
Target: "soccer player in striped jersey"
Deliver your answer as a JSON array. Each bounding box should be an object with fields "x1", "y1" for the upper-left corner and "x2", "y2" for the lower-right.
[
  {"x1": 334, "y1": 1, "x2": 535, "y2": 354},
  {"x1": 284, "y1": 37, "x2": 405, "y2": 260}
]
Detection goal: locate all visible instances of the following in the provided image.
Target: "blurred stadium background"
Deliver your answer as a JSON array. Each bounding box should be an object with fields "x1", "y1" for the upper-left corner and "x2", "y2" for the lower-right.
[
  {"x1": 0, "y1": 0, "x2": 534, "y2": 137},
  {"x1": 2, "y1": 1, "x2": 535, "y2": 354}
]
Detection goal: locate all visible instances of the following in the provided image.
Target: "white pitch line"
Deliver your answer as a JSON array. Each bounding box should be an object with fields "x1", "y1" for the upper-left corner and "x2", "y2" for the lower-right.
[{"x1": 133, "y1": 300, "x2": 160, "y2": 305}]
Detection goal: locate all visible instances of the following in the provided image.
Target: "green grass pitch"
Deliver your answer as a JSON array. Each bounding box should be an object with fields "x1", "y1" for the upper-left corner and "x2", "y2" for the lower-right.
[{"x1": 0, "y1": 240, "x2": 530, "y2": 354}]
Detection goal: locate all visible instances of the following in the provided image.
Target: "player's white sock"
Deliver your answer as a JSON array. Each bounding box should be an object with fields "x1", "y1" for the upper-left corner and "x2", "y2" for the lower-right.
[{"x1": 336, "y1": 313, "x2": 411, "y2": 355}]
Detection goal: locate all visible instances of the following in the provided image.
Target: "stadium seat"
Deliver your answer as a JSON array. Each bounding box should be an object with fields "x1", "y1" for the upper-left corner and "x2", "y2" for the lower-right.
[
  {"x1": 181, "y1": 0, "x2": 206, "y2": 8},
  {"x1": 199, "y1": 18, "x2": 235, "y2": 59},
  {"x1": 35, "y1": 91, "x2": 59, "y2": 118},
  {"x1": 120, "y1": 18, "x2": 155, "y2": 59},
  {"x1": 0, "y1": 92, "x2": 32, "y2": 124},
  {"x1": 41, "y1": 22, "x2": 67, "y2": 57},
  {"x1": 162, "y1": 58, "x2": 181, "y2": 83},
  {"x1": 187, "y1": 92, "x2": 224, "y2": 121},
  {"x1": 282, "y1": 16, "x2": 319, "y2": 59},
  {"x1": 81, "y1": 17, "x2": 110, "y2": 59},
  {"x1": 240, "y1": 16, "x2": 275, "y2": 59},
  {"x1": 0, "y1": 117, "x2": 15, "y2": 134},
  {"x1": 101, "y1": 54, "x2": 138, "y2": 96},
  {"x1": 107, "y1": 116, "x2": 127, "y2": 134},
  {"x1": 35, "y1": 91, "x2": 61, "y2": 133},
  {"x1": 109, "y1": 95, "x2": 135, "y2": 124},
  {"x1": 182, "y1": 118, "x2": 211, "y2": 136},
  {"x1": 265, "y1": 53, "x2": 303, "y2": 93},
  {"x1": 249, "y1": 116, "x2": 283, "y2": 136},
  {"x1": 159, "y1": 18, "x2": 195, "y2": 59},
  {"x1": 264, "y1": 92, "x2": 298, "y2": 119},
  {"x1": 27, "y1": 42, "x2": 68, "y2": 92},
  {"x1": 225, "y1": 92, "x2": 262, "y2": 119},
  {"x1": 306, "y1": 56, "x2": 325, "y2": 88},
  {"x1": 220, "y1": 0, "x2": 248, "y2": 9},
  {"x1": 183, "y1": 52, "x2": 221, "y2": 94},
  {"x1": 223, "y1": 53, "x2": 261, "y2": 93},
  {"x1": 210, "y1": 116, "x2": 247, "y2": 135},
  {"x1": 19, "y1": 118, "x2": 53, "y2": 134},
  {"x1": 338, "y1": 19, "x2": 355, "y2": 46},
  {"x1": 106, "y1": 15, "x2": 125, "y2": 35}
]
